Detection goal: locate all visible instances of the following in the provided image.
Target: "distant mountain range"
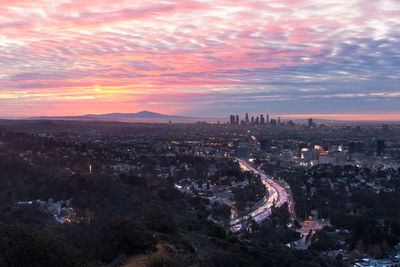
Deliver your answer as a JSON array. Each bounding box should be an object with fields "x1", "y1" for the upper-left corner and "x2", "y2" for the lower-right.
[
  {"x1": 32, "y1": 111, "x2": 198, "y2": 121},
  {"x1": 82, "y1": 111, "x2": 194, "y2": 119}
]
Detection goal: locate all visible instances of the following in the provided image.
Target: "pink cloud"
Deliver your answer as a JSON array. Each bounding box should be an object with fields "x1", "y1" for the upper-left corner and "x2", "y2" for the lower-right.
[{"x1": 0, "y1": 0, "x2": 399, "y2": 117}]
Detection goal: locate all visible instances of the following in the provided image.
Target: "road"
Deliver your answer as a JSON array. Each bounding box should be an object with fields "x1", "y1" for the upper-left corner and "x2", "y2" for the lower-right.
[
  {"x1": 230, "y1": 158, "x2": 292, "y2": 232},
  {"x1": 295, "y1": 218, "x2": 331, "y2": 249}
]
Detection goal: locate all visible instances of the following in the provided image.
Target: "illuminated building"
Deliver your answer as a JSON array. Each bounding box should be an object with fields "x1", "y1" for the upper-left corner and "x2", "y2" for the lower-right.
[{"x1": 301, "y1": 148, "x2": 312, "y2": 161}]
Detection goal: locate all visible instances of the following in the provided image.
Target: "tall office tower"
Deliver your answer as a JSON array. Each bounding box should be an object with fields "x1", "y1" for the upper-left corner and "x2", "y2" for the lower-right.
[
  {"x1": 270, "y1": 119, "x2": 277, "y2": 126},
  {"x1": 266, "y1": 114, "x2": 269, "y2": 124},
  {"x1": 236, "y1": 115, "x2": 239, "y2": 125},
  {"x1": 245, "y1": 112, "x2": 249, "y2": 124},
  {"x1": 278, "y1": 117, "x2": 281, "y2": 125},
  {"x1": 260, "y1": 114, "x2": 265, "y2": 124},
  {"x1": 230, "y1": 115, "x2": 235, "y2": 125},
  {"x1": 255, "y1": 117, "x2": 260, "y2": 124},
  {"x1": 251, "y1": 117, "x2": 254, "y2": 124},
  {"x1": 308, "y1": 118, "x2": 313, "y2": 127},
  {"x1": 377, "y1": 140, "x2": 385, "y2": 156}
]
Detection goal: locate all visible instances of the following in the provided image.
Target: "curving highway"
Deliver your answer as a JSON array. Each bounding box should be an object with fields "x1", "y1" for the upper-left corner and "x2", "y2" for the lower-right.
[{"x1": 230, "y1": 158, "x2": 291, "y2": 232}]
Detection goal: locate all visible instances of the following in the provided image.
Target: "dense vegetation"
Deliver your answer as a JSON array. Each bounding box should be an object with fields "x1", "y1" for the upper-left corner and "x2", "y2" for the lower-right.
[
  {"x1": 266, "y1": 161, "x2": 400, "y2": 258},
  {"x1": 0, "y1": 149, "x2": 340, "y2": 266}
]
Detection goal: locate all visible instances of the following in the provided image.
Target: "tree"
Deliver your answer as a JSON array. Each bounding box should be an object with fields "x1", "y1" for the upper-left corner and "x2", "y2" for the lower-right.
[
  {"x1": 62, "y1": 217, "x2": 157, "y2": 263},
  {"x1": 0, "y1": 221, "x2": 86, "y2": 266}
]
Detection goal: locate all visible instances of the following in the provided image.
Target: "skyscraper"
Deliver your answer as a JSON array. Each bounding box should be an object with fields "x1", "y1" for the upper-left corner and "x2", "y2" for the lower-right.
[
  {"x1": 260, "y1": 114, "x2": 265, "y2": 124},
  {"x1": 236, "y1": 115, "x2": 239, "y2": 125},
  {"x1": 245, "y1": 112, "x2": 249, "y2": 124},
  {"x1": 377, "y1": 139, "x2": 385, "y2": 156},
  {"x1": 308, "y1": 118, "x2": 313, "y2": 127},
  {"x1": 230, "y1": 115, "x2": 235, "y2": 125},
  {"x1": 278, "y1": 117, "x2": 280, "y2": 125},
  {"x1": 266, "y1": 114, "x2": 269, "y2": 124}
]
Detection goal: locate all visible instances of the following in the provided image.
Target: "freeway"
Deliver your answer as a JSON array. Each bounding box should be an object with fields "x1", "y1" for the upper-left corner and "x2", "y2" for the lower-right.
[{"x1": 230, "y1": 158, "x2": 291, "y2": 232}]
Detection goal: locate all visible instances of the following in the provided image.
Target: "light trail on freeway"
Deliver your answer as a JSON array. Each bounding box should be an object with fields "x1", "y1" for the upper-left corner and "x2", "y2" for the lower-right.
[{"x1": 230, "y1": 158, "x2": 292, "y2": 232}]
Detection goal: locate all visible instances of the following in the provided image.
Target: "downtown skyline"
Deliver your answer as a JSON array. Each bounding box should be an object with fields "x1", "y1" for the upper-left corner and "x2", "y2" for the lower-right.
[{"x1": 0, "y1": 0, "x2": 399, "y2": 120}]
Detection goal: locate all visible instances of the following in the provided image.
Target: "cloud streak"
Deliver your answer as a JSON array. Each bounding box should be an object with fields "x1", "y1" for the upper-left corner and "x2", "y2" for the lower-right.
[{"x1": 0, "y1": 0, "x2": 399, "y2": 119}]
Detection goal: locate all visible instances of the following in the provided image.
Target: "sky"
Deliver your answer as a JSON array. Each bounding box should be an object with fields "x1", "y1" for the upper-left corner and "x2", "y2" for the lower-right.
[{"x1": 0, "y1": 0, "x2": 399, "y2": 120}]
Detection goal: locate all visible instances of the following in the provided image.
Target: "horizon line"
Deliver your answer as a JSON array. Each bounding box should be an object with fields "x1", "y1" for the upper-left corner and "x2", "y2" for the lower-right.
[{"x1": 1, "y1": 111, "x2": 400, "y2": 122}]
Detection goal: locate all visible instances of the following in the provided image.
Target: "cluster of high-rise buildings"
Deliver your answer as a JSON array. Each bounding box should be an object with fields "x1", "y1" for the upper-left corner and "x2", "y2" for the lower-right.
[
  {"x1": 229, "y1": 113, "x2": 316, "y2": 127},
  {"x1": 229, "y1": 113, "x2": 285, "y2": 126},
  {"x1": 230, "y1": 113, "x2": 276, "y2": 125}
]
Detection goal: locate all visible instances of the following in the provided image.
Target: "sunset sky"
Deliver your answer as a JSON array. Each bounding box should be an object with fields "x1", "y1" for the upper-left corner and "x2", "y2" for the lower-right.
[{"x1": 0, "y1": 0, "x2": 399, "y2": 120}]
